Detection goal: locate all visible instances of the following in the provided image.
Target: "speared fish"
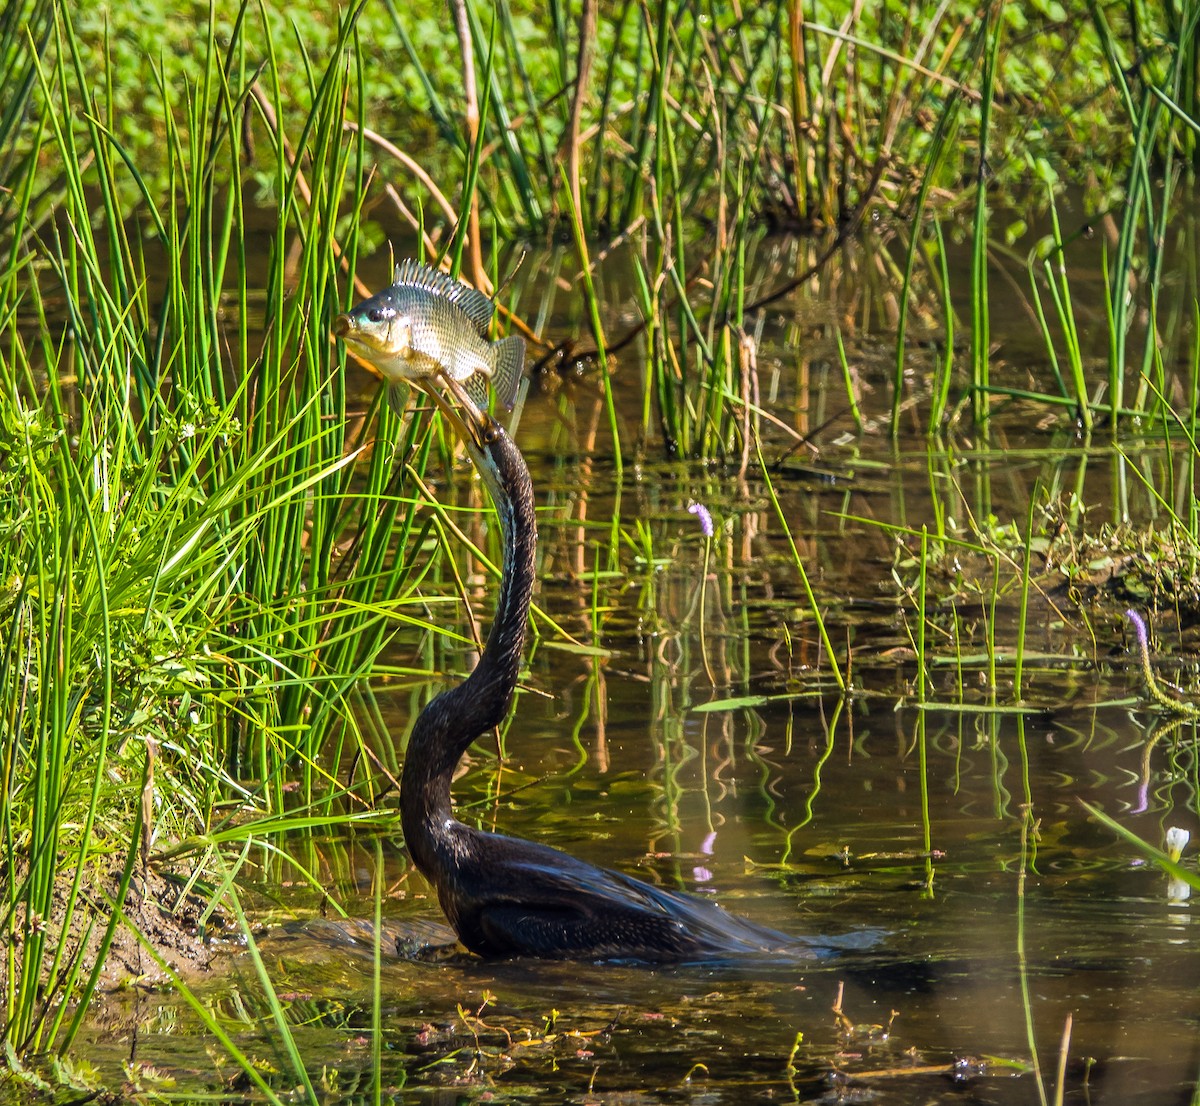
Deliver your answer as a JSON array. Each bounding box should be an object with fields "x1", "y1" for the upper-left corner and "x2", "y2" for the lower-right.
[{"x1": 334, "y1": 258, "x2": 525, "y2": 421}]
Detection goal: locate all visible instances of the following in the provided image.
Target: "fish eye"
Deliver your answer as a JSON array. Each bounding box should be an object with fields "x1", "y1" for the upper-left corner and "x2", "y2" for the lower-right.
[{"x1": 366, "y1": 306, "x2": 394, "y2": 324}]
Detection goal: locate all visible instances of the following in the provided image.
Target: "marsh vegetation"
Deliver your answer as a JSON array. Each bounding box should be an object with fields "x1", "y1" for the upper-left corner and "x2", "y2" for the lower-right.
[{"x1": 3, "y1": 0, "x2": 1200, "y2": 1101}]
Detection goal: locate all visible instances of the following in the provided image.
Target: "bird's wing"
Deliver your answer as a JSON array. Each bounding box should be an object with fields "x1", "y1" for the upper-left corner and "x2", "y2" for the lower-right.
[{"x1": 468, "y1": 843, "x2": 808, "y2": 959}]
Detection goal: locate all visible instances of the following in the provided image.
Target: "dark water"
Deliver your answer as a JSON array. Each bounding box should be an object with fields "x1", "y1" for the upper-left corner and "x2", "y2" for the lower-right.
[{"x1": 74, "y1": 231, "x2": 1200, "y2": 1103}]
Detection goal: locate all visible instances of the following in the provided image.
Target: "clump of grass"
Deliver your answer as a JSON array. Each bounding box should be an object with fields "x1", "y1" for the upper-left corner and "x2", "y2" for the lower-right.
[{"x1": 0, "y1": 0, "x2": 482, "y2": 1066}]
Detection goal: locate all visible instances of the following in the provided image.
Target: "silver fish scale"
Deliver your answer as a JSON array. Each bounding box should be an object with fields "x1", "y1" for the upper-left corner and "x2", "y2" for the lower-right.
[{"x1": 398, "y1": 286, "x2": 494, "y2": 384}]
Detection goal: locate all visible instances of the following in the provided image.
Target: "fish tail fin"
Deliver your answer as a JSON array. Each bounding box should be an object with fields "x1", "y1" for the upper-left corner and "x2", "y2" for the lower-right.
[{"x1": 490, "y1": 335, "x2": 526, "y2": 411}]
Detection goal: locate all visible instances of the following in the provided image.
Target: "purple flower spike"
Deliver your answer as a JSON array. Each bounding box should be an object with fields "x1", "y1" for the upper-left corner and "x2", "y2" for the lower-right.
[
  {"x1": 1126, "y1": 608, "x2": 1149, "y2": 652},
  {"x1": 1125, "y1": 610, "x2": 1200, "y2": 720},
  {"x1": 688, "y1": 502, "x2": 714, "y2": 538}
]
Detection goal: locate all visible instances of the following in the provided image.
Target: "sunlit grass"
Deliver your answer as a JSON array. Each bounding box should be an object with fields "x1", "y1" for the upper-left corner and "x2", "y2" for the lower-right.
[{"x1": 0, "y1": 0, "x2": 464, "y2": 1067}]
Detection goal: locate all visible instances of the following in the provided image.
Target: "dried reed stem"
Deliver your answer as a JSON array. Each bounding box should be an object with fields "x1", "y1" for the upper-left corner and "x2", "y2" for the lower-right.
[
  {"x1": 449, "y1": 0, "x2": 486, "y2": 290},
  {"x1": 564, "y1": 0, "x2": 597, "y2": 220}
]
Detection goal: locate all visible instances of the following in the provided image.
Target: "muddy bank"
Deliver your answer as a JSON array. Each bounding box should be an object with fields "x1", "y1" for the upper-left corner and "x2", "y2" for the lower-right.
[{"x1": 1, "y1": 865, "x2": 219, "y2": 1002}]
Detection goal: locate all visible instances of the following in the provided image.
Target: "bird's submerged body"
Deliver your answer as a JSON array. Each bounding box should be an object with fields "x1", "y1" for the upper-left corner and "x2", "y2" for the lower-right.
[
  {"x1": 334, "y1": 259, "x2": 524, "y2": 414},
  {"x1": 425, "y1": 823, "x2": 814, "y2": 962}
]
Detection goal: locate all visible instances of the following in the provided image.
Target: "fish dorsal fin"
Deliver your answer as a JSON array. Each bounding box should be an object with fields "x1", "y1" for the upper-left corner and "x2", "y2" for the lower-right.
[{"x1": 392, "y1": 259, "x2": 494, "y2": 336}]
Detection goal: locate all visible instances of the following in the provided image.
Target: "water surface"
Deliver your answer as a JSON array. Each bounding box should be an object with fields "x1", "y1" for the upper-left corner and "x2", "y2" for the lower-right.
[{"x1": 72, "y1": 229, "x2": 1200, "y2": 1103}]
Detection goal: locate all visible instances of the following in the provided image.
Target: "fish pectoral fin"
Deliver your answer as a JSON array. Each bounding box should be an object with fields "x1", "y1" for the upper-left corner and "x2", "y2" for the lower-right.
[
  {"x1": 490, "y1": 335, "x2": 526, "y2": 412},
  {"x1": 387, "y1": 381, "x2": 411, "y2": 423},
  {"x1": 464, "y1": 372, "x2": 491, "y2": 413}
]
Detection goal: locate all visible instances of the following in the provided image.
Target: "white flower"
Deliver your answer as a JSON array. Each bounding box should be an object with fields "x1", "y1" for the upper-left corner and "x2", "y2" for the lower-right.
[{"x1": 1167, "y1": 827, "x2": 1191, "y2": 862}]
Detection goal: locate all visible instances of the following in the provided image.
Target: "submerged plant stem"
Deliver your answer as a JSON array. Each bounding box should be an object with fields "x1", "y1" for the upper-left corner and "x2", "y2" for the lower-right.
[
  {"x1": 1017, "y1": 807, "x2": 1049, "y2": 1106},
  {"x1": 1126, "y1": 610, "x2": 1200, "y2": 718},
  {"x1": 754, "y1": 437, "x2": 844, "y2": 692}
]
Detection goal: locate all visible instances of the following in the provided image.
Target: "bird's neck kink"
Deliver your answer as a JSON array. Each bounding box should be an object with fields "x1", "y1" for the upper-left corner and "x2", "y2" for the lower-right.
[{"x1": 400, "y1": 431, "x2": 537, "y2": 878}]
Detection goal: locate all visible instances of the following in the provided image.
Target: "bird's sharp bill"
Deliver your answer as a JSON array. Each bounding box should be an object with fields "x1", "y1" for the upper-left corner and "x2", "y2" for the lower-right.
[{"x1": 416, "y1": 376, "x2": 491, "y2": 449}]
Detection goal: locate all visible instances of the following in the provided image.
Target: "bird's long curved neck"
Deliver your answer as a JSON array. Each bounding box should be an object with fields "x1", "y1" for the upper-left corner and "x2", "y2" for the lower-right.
[{"x1": 400, "y1": 426, "x2": 537, "y2": 877}]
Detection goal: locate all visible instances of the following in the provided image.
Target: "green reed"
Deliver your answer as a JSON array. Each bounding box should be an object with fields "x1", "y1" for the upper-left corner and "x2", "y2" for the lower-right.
[
  {"x1": 916, "y1": 527, "x2": 930, "y2": 704},
  {"x1": 1013, "y1": 493, "x2": 1037, "y2": 701},
  {"x1": 0, "y1": 0, "x2": 472, "y2": 1067},
  {"x1": 755, "y1": 440, "x2": 845, "y2": 693},
  {"x1": 927, "y1": 219, "x2": 956, "y2": 434},
  {"x1": 560, "y1": 167, "x2": 623, "y2": 470},
  {"x1": 1016, "y1": 801, "x2": 1049, "y2": 1106},
  {"x1": 969, "y1": 4, "x2": 1003, "y2": 431},
  {"x1": 1026, "y1": 192, "x2": 1092, "y2": 429},
  {"x1": 0, "y1": 0, "x2": 53, "y2": 223},
  {"x1": 892, "y1": 15, "x2": 976, "y2": 436},
  {"x1": 1084, "y1": 0, "x2": 1199, "y2": 429},
  {"x1": 915, "y1": 529, "x2": 935, "y2": 897}
]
